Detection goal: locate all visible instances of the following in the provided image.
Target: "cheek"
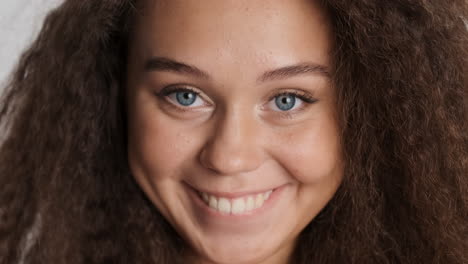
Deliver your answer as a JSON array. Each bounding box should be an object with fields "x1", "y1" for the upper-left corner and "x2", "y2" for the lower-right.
[
  {"x1": 273, "y1": 118, "x2": 342, "y2": 184},
  {"x1": 127, "y1": 97, "x2": 196, "y2": 181}
]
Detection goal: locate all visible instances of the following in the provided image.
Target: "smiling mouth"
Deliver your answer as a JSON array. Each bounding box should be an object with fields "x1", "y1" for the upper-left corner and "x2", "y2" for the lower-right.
[{"x1": 196, "y1": 189, "x2": 274, "y2": 215}]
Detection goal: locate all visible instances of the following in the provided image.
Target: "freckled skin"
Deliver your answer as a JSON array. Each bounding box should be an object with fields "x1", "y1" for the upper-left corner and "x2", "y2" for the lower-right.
[{"x1": 126, "y1": 0, "x2": 343, "y2": 263}]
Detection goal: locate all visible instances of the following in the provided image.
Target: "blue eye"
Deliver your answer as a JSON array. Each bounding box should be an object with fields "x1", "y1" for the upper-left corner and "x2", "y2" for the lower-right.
[
  {"x1": 275, "y1": 94, "x2": 296, "y2": 111},
  {"x1": 157, "y1": 86, "x2": 317, "y2": 115},
  {"x1": 266, "y1": 91, "x2": 317, "y2": 113},
  {"x1": 175, "y1": 90, "x2": 197, "y2": 106},
  {"x1": 158, "y1": 87, "x2": 205, "y2": 108}
]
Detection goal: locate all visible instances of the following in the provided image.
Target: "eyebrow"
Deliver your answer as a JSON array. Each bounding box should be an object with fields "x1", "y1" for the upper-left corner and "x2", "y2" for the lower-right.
[
  {"x1": 144, "y1": 56, "x2": 210, "y2": 79},
  {"x1": 144, "y1": 56, "x2": 330, "y2": 82},
  {"x1": 258, "y1": 62, "x2": 330, "y2": 82}
]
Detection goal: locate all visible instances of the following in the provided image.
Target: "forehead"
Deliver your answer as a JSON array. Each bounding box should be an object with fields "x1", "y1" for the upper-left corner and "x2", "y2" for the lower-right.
[{"x1": 131, "y1": 0, "x2": 332, "y2": 77}]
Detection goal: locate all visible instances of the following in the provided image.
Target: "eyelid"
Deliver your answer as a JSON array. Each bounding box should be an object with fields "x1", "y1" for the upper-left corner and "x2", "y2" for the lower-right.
[
  {"x1": 156, "y1": 84, "x2": 200, "y2": 98},
  {"x1": 266, "y1": 89, "x2": 317, "y2": 104}
]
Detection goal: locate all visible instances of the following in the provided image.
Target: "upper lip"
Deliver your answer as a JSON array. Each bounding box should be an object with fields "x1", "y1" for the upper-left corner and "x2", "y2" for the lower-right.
[{"x1": 184, "y1": 181, "x2": 284, "y2": 199}]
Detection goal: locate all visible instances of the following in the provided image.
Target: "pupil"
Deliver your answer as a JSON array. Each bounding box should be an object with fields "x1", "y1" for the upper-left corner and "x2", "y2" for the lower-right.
[{"x1": 275, "y1": 94, "x2": 296, "y2": 111}]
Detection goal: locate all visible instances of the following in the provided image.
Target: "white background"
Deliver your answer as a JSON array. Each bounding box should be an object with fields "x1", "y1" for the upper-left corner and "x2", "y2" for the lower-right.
[{"x1": 0, "y1": 0, "x2": 62, "y2": 88}]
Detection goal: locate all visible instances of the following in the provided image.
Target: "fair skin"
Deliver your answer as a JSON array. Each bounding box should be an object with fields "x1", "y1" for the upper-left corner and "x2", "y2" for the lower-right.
[{"x1": 126, "y1": 0, "x2": 343, "y2": 263}]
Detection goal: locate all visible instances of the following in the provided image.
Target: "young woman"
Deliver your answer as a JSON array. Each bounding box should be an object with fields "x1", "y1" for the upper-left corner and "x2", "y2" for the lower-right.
[{"x1": 1, "y1": 0, "x2": 467, "y2": 263}]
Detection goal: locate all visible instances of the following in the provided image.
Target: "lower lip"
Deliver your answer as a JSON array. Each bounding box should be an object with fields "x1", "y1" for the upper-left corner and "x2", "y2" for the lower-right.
[{"x1": 184, "y1": 183, "x2": 288, "y2": 220}]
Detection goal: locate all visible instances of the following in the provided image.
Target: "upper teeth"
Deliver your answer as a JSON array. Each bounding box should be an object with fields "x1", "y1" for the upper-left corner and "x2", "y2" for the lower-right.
[{"x1": 199, "y1": 190, "x2": 273, "y2": 215}]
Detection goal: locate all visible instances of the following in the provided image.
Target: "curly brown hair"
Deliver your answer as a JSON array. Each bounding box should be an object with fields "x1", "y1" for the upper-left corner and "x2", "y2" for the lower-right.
[{"x1": 1, "y1": 0, "x2": 467, "y2": 263}]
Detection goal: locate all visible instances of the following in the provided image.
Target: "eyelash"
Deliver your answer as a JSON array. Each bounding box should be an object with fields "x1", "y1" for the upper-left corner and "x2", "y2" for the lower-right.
[
  {"x1": 155, "y1": 86, "x2": 205, "y2": 113},
  {"x1": 155, "y1": 85, "x2": 318, "y2": 117}
]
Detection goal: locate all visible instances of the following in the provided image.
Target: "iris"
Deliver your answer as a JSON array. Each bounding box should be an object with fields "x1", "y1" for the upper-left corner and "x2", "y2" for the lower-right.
[
  {"x1": 176, "y1": 91, "x2": 197, "y2": 106},
  {"x1": 275, "y1": 94, "x2": 296, "y2": 111}
]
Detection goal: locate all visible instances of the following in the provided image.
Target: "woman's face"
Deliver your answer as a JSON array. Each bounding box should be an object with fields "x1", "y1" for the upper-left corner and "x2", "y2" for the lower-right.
[{"x1": 126, "y1": 0, "x2": 343, "y2": 263}]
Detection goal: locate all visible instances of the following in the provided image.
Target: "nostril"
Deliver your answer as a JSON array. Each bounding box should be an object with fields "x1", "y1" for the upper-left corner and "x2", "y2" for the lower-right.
[
  {"x1": 197, "y1": 123, "x2": 264, "y2": 175},
  {"x1": 198, "y1": 147, "x2": 218, "y2": 172},
  {"x1": 198, "y1": 146, "x2": 263, "y2": 176}
]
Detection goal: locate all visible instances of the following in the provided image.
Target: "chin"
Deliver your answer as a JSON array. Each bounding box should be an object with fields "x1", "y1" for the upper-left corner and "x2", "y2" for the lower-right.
[{"x1": 195, "y1": 247, "x2": 280, "y2": 264}]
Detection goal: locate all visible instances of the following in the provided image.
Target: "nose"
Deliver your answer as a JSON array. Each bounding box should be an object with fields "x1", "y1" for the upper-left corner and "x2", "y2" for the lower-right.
[{"x1": 199, "y1": 109, "x2": 264, "y2": 176}]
